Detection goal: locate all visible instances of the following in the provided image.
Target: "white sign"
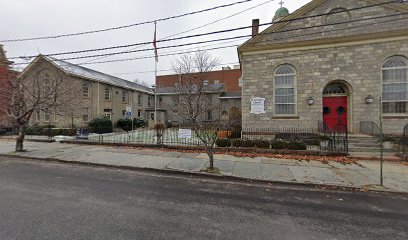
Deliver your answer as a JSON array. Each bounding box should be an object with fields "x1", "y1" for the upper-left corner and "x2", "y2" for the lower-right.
[
  {"x1": 250, "y1": 97, "x2": 265, "y2": 114},
  {"x1": 178, "y1": 129, "x2": 192, "y2": 139},
  {"x1": 126, "y1": 106, "x2": 132, "y2": 113}
]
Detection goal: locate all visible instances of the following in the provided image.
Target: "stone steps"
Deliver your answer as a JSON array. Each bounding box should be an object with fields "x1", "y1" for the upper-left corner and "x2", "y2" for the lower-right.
[{"x1": 348, "y1": 135, "x2": 396, "y2": 154}]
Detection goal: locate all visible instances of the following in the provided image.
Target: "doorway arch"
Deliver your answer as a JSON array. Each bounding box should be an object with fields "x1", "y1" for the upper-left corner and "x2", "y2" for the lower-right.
[{"x1": 322, "y1": 81, "x2": 352, "y2": 132}]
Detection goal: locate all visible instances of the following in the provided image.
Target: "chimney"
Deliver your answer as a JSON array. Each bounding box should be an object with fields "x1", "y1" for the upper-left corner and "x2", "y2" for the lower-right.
[{"x1": 252, "y1": 19, "x2": 260, "y2": 38}]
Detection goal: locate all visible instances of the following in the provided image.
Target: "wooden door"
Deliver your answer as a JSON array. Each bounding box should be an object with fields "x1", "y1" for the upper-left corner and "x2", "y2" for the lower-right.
[{"x1": 323, "y1": 96, "x2": 348, "y2": 131}]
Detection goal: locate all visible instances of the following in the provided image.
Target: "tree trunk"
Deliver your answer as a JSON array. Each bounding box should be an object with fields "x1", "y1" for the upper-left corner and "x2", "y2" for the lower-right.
[
  {"x1": 206, "y1": 148, "x2": 214, "y2": 170},
  {"x1": 15, "y1": 126, "x2": 25, "y2": 152}
]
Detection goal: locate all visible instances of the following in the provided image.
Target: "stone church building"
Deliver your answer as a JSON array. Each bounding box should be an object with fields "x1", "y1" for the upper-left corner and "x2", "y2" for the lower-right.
[{"x1": 239, "y1": 0, "x2": 408, "y2": 134}]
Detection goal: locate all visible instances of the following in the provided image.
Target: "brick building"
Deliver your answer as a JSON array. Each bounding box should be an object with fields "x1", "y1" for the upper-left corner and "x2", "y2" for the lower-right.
[
  {"x1": 239, "y1": 0, "x2": 408, "y2": 134},
  {"x1": 156, "y1": 67, "x2": 242, "y2": 126},
  {"x1": 157, "y1": 67, "x2": 242, "y2": 93},
  {"x1": 0, "y1": 45, "x2": 18, "y2": 128}
]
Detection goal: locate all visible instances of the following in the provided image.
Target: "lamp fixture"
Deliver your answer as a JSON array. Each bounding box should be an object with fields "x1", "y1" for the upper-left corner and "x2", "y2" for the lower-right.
[
  {"x1": 366, "y1": 95, "x2": 374, "y2": 104},
  {"x1": 307, "y1": 96, "x2": 315, "y2": 105}
]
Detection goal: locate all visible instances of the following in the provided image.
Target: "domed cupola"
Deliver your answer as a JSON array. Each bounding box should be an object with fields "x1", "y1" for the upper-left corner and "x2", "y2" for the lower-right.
[{"x1": 273, "y1": 1, "x2": 290, "y2": 22}]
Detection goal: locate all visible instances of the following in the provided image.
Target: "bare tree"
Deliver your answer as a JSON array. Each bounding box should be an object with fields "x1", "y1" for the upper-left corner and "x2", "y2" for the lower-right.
[
  {"x1": 0, "y1": 59, "x2": 81, "y2": 151},
  {"x1": 168, "y1": 50, "x2": 222, "y2": 171}
]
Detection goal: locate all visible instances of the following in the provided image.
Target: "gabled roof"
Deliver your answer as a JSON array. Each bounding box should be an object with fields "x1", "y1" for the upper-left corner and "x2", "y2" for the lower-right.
[
  {"x1": 20, "y1": 55, "x2": 153, "y2": 94},
  {"x1": 239, "y1": 0, "x2": 408, "y2": 51}
]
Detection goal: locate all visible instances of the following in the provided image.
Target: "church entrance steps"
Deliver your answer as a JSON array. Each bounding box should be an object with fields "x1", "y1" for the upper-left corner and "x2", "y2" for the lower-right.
[{"x1": 348, "y1": 134, "x2": 400, "y2": 160}]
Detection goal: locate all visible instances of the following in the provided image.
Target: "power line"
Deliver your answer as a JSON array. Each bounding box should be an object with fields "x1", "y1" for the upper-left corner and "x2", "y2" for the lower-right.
[
  {"x1": 87, "y1": 13, "x2": 408, "y2": 67},
  {"x1": 78, "y1": 41, "x2": 244, "y2": 66},
  {"x1": 13, "y1": 13, "x2": 407, "y2": 63},
  {"x1": 111, "y1": 61, "x2": 240, "y2": 75},
  {"x1": 9, "y1": 0, "x2": 401, "y2": 60},
  {"x1": 81, "y1": 0, "x2": 274, "y2": 64},
  {"x1": 0, "y1": 0, "x2": 258, "y2": 43},
  {"x1": 10, "y1": 10, "x2": 407, "y2": 67}
]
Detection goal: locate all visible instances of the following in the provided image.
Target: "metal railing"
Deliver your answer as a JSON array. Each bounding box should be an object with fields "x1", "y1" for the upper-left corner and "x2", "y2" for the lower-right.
[
  {"x1": 72, "y1": 125, "x2": 348, "y2": 153},
  {"x1": 360, "y1": 121, "x2": 381, "y2": 137}
]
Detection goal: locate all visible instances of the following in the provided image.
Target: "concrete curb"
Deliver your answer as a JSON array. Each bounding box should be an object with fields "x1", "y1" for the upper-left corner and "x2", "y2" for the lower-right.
[
  {"x1": 1, "y1": 153, "x2": 405, "y2": 195},
  {"x1": 350, "y1": 155, "x2": 404, "y2": 162}
]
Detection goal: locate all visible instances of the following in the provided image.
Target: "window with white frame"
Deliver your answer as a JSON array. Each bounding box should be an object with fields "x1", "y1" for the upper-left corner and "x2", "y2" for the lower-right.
[
  {"x1": 82, "y1": 108, "x2": 89, "y2": 122},
  {"x1": 207, "y1": 111, "x2": 213, "y2": 121},
  {"x1": 148, "y1": 96, "x2": 152, "y2": 107},
  {"x1": 122, "y1": 90, "x2": 128, "y2": 103},
  {"x1": 274, "y1": 64, "x2": 296, "y2": 115},
  {"x1": 36, "y1": 110, "x2": 41, "y2": 122},
  {"x1": 138, "y1": 94, "x2": 142, "y2": 106},
  {"x1": 82, "y1": 81, "x2": 90, "y2": 98},
  {"x1": 44, "y1": 108, "x2": 51, "y2": 122},
  {"x1": 104, "y1": 86, "x2": 111, "y2": 100},
  {"x1": 382, "y1": 56, "x2": 408, "y2": 114}
]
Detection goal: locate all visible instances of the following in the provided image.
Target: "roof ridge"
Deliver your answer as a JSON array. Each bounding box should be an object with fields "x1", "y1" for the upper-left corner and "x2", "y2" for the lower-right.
[{"x1": 44, "y1": 56, "x2": 152, "y2": 93}]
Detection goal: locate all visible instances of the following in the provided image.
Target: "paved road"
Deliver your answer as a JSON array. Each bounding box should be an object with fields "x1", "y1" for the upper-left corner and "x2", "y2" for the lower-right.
[{"x1": 0, "y1": 156, "x2": 407, "y2": 240}]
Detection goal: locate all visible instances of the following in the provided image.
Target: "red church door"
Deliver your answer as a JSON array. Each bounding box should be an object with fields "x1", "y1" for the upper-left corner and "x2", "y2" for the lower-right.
[{"x1": 323, "y1": 96, "x2": 348, "y2": 131}]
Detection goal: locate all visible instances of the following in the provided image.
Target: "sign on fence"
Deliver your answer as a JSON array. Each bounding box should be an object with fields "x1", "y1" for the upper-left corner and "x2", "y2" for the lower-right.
[
  {"x1": 250, "y1": 97, "x2": 265, "y2": 114},
  {"x1": 178, "y1": 129, "x2": 192, "y2": 139}
]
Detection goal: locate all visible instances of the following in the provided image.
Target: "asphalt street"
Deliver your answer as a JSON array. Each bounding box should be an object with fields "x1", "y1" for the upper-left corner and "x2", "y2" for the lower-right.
[{"x1": 0, "y1": 156, "x2": 407, "y2": 240}]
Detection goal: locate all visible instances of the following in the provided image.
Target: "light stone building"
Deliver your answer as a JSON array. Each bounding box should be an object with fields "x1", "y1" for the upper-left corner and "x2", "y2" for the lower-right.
[
  {"x1": 20, "y1": 55, "x2": 153, "y2": 128},
  {"x1": 238, "y1": 0, "x2": 408, "y2": 134}
]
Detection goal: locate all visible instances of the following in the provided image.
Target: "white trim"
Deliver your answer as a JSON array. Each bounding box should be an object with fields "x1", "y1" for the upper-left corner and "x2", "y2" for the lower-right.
[
  {"x1": 241, "y1": 36, "x2": 408, "y2": 56},
  {"x1": 273, "y1": 64, "x2": 297, "y2": 116}
]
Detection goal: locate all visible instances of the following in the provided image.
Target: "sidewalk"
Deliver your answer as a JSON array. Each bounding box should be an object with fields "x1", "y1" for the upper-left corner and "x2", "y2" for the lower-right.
[{"x1": 1, "y1": 140, "x2": 408, "y2": 193}]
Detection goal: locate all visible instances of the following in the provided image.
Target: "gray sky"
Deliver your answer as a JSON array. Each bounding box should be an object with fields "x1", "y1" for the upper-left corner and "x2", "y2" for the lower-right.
[{"x1": 0, "y1": 0, "x2": 310, "y2": 86}]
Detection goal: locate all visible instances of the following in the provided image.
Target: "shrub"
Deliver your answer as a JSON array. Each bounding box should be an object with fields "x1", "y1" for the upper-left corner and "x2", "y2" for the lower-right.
[
  {"x1": 270, "y1": 139, "x2": 288, "y2": 149},
  {"x1": 286, "y1": 140, "x2": 307, "y2": 150},
  {"x1": 117, "y1": 118, "x2": 133, "y2": 132},
  {"x1": 231, "y1": 139, "x2": 244, "y2": 148},
  {"x1": 89, "y1": 116, "x2": 113, "y2": 134},
  {"x1": 45, "y1": 128, "x2": 76, "y2": 137},
  {"x1": 253, "y1": 139, "x2": 270, "y2": 149},
  {"x1": 216, "y1": 138, "x2": 232, "y2": 147},
  {"x1": 133, "y1": 118, "x2": 148, "y2": 128},
  {"x1": 229, "y1": 127, "x2": 242, "y2": 139},
  {"x1": 25, "y1": 125, "x2": 44, "y2": 135},
  {"x1": 242, "y1": 139, "x2": 256, "y2": 148}
]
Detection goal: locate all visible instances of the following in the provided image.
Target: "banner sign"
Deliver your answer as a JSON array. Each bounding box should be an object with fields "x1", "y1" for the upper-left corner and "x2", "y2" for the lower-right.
[
  {"x1": 178, "y1": 129, "x2": 192, "y2": 139},
  {"x1": 250, "y1": 97, "x2": 265, "y2": 114}
]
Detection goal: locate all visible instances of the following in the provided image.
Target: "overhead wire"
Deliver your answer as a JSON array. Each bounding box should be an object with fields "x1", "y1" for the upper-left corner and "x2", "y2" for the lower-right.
[
  {"x1": 9, "y1": 0, "x2": 402, "y2": 60},
  {"x1": 0, "y1": 0, "x2": 259, "y2": 43},
  {"x1": 80, "y1": 0, "x2": 275, "y2": 64}
]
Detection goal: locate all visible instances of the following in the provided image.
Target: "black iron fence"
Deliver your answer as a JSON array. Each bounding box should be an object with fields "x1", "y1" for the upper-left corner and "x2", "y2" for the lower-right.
[
  {"x1": 360, "y1": 121, "x2": 381, "y2": 137},
  {"x1": 70, "y1": 123, "x2": 348, "y2": 153}
]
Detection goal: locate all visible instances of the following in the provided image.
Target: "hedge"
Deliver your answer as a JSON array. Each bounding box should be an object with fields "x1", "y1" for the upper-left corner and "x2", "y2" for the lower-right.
[{"x1": 89, "y1": 116, "x2": 113, "y2": 134}]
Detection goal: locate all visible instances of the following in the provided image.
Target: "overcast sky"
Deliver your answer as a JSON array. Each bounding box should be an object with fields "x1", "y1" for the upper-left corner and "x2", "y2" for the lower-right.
[{"x1": 0, "y1": 0, "x2": 310, "y2": 86}]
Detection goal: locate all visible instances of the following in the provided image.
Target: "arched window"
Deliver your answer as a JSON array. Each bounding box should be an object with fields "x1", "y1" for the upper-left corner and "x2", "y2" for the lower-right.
[
  {"x1": 382, "y1": 56, "x2": 408, "y2": 114},
  {"x1": 82, "y1": 81, "x2": 90, "y2": 98},
  {"x1": 323, "y1": 82, "x2": 347, "y2": 95},
  {"x1": 42, "y1": 72, "x2": 51, "y2": 96},
  {"x1": 104, "y1": 86, "x2": 112, "y2": 100},
  {"x1": 274, "y1": 64, "x2": 296, "y2": 115}
]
